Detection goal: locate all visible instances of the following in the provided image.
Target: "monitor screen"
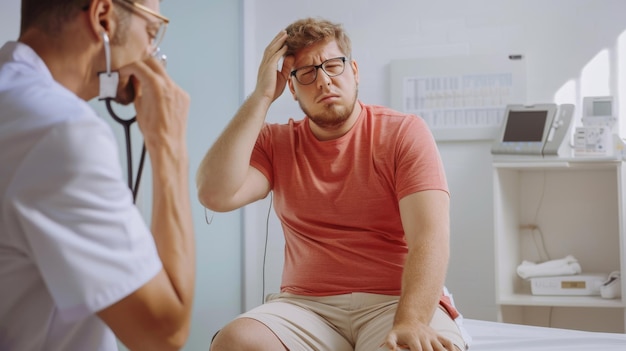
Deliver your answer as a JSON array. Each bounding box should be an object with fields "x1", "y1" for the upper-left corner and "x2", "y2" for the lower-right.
[
  {"x1": 502, "y1": 110, "x2": 548, "y2": 142},
  {"x1": 592, "y1": 100, "x2": 612, "y2": 116}
]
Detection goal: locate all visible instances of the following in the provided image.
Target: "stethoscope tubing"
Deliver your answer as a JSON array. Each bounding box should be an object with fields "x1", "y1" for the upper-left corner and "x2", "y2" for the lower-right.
[{"x1": 105, "y1": 98, "x2": 145, "y2": 203}]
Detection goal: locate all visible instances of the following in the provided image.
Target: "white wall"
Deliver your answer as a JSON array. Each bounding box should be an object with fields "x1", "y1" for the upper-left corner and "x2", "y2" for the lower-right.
[
  {"x1": 3, "y1": 0, "x2": 626, "y2": 347},
  {"x1": 0, "y1": 1, "x2": 244, "y2": 350},
  {"x1": 242, "y1": 0, "x2": 626, "y2": 322},
  {"x1": 159, "y1": 3, "x2": 244, "y2": 348}
]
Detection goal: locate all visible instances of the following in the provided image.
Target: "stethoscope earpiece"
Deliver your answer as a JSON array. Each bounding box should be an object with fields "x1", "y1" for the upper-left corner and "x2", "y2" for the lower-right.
[
  {"x1": 98, "y1": 31, "x2": 145, "y2": 203},
  {"x1": 153, "y1": 47, "x2": 167, "y2": 67},
  {"x1": 98, "y1": 31, "x2": 119, "y2": 101}
]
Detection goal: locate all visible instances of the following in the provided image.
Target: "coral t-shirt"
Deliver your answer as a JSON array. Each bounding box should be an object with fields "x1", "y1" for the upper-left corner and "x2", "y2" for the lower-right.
[{"x1": 251, "y1": 102, "x2": 457, "y2": 318}]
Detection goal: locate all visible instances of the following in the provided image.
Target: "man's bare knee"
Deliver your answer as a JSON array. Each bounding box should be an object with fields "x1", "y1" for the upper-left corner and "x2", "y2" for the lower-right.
[{"x1": 210, "y1": 318, "x2": 287, "y2": 351}]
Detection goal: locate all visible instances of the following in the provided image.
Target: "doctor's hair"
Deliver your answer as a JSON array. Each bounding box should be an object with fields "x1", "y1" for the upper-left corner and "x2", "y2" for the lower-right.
[
  {"x1": 284, "y1": 17, "x2": 352, "y2": 58},
  {"x1": 20, "y1": 0, "x2": 136, "y2": 37},
  {"x1": 21, "y1": 0, "x2": 90, "y2": 34}
]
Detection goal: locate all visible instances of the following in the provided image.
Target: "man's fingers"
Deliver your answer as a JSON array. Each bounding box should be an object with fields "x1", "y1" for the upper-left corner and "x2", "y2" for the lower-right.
[
  {"x1": 144, "y1": 55, "x2": 167, "y2": 74},
  {"x1": 438, "y1": 335, "x2": 455, "y2": 350},
  {"x1": 264, "y1": 31, "x2": 288, "y2": 68},
  {"x1": 382, "y1": 334, "x2": 398, "y2": 351},
  {"x1": 268, "y1": 30, "x2": 288, "y2": 51},
  {"x1": 118, "y1": 57, "x2": 166, "y2": 87}
]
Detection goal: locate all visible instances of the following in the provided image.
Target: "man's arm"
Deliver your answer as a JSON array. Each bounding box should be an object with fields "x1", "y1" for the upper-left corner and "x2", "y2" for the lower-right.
[
  {"x1": 196, "y1": 30, "x2": 293, "y2": 212},
  {"x1": 96, "y1": 57, "x2": 195, "y2": 351},
  {"x1": 195, "y1": 92, "x2": 274, "y2": 212},
  {"x1": 384, "y1": 190, "x2": 456, "y2": 351}
]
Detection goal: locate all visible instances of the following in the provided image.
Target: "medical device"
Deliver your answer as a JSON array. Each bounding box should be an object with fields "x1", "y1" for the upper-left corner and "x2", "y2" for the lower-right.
[
  {"x1": 101, "y1": 99, "x2": 146, "y2": 203},
  {"x1": 491, "y1": 103, "x2": 574, "y2": 156},
  {"x1": 98, "y1": 31, "x2": 167, "y2": 202},
  {"x1": 574, "y1": 96, "x2": 616, "y2": 156},
  {"x1": 530, "y1": 273, "x2": 607, "y2": 296}
]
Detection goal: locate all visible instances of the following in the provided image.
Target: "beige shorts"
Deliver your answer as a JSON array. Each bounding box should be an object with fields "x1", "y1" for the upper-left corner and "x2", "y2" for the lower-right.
[{"x1": 238, "y1": 292, "x2": 467, "y2": 351}]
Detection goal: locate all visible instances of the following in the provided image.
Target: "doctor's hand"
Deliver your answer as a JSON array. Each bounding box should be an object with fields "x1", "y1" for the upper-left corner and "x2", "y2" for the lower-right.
[
  {"x1": 254, "y1": 30, "x2": 291, "y2": 102},
  {"x1": 118, "y1": 56, "x2": 190, "y2": 152},
  {"x1": 382, "y1": 322, "x2": 456, "y2": 351}
]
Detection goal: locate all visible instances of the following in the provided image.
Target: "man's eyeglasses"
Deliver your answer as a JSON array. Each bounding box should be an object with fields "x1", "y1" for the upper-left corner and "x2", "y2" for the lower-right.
[
  {"x1": 117, "y1": 0, "x2": 170, "y2": 54},
  {"x1": 290, "y1": 57, "x2": 347, "y2": 85}
]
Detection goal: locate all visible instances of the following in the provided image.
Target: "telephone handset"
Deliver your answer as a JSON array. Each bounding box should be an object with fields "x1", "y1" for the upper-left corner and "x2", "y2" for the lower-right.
[{"x1": 542, "y1": 103, "x2": 574, "y2": 156}]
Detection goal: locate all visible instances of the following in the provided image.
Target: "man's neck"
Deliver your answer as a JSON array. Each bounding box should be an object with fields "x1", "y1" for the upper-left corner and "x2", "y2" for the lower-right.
[{"x1": 19, "y1": 26, "x2": 98, "y2": 101}]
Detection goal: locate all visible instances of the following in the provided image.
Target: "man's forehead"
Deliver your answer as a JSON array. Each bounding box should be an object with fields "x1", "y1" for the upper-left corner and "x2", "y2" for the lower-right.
[{"x1": 293, "y1": 40, "x2": 343, "y2": 66}]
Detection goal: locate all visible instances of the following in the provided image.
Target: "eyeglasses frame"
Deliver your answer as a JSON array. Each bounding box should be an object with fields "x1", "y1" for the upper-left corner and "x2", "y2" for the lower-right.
[
  {"x1": 117, "y1": 0, "x2": 170, "y2": 53},
  {"x1": 290, "y1": 56, "x2": 348, "y2": 85},
  {"x1": 119, "y1": 0, "x2": 169, "y2": 24}
]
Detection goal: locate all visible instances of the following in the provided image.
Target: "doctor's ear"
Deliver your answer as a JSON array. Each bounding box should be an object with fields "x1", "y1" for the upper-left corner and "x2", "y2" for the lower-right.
[{"x1": 86, "y1": 0, "x2": 116, "y2": 41}]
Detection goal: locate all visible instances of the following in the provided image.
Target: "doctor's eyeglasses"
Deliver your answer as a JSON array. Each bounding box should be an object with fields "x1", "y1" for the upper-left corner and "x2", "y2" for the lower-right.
[
  {"x1": 117, "y1": 0, "x2": 170, "y2": 55},
  {"x1": 290, "y1": 57, "x2": 347, "y2": 85}
]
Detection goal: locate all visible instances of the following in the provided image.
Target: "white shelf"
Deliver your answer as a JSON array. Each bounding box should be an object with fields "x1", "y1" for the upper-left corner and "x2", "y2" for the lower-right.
[
  {"x1": 497, "y1": 294, "x2": 625, "y2": 308},
  {"x1": 492, "y1": 158, "x2": 626, "y2": 332},
  {"x1": 492, "y1": 155, "x2": 624, "y2": 169}
]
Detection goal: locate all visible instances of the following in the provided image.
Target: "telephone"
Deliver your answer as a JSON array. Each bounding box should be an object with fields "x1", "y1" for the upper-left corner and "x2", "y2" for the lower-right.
[{"x1": 491, "y1": 103, "x2": 574, "y2": 156}]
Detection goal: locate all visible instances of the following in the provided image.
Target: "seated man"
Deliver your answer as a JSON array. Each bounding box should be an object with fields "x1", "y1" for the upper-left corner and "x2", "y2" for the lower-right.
[{"x1": 197, "y1": 17, "x2": 468, "y2": 351}]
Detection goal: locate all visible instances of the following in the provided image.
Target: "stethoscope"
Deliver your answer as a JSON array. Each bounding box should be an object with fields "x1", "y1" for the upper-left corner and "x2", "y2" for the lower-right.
[
  {"x1": 104, "y1": 99, "x2": 146, "y2": 203},
  {"x1": 97, "y1": 33, "x2": 215, "y2": 223},
  {"x1": 98, "y1": 31, "x2": 165, "y2": 203}
]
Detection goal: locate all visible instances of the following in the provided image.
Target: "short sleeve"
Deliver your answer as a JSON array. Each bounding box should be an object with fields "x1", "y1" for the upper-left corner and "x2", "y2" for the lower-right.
[
  {"x1": 9, "y1": 116, "x2": 162, "y2": 322},
  {"x1": 250, "y1": 123, "x2": 274, "y2": 187},
  {"x1": 394, "y1": 116, "x2": 449, "y2": 200}
]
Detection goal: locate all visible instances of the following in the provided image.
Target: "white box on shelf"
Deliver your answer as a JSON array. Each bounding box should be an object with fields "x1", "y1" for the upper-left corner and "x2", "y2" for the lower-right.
[{"x1": 530, "y1": 274, "x2": 607, "y2": 296}]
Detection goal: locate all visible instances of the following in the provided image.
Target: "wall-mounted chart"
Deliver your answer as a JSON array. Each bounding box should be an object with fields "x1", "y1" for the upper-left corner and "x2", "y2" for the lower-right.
[{"x1": 390, "y1": 55, "x2": 527, "y2": 141}]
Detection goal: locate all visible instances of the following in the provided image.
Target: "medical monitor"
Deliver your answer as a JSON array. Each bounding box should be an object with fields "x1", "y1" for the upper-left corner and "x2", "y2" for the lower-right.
[
  {"x1": 583, "y1": 96, "x2": 613, "y2": 118},
  {"x1": 581, "y1": 96, "x2": 616, "y2": 131},
  {"x1": 491, "y1": 104, "x2": 558, "y2": 155}
]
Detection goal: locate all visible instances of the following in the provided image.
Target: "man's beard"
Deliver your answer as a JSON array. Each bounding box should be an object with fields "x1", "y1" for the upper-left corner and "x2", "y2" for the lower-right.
[{"x1": 300, "y1": 87, "x2": 359, "y2": 129}]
